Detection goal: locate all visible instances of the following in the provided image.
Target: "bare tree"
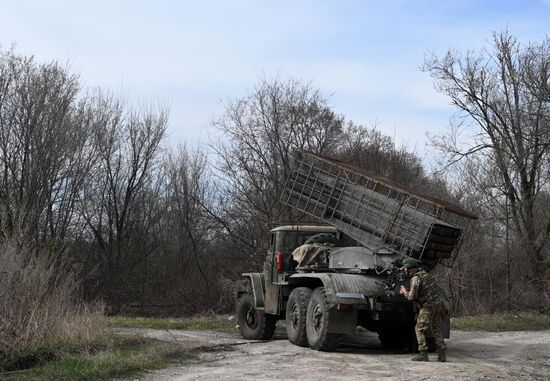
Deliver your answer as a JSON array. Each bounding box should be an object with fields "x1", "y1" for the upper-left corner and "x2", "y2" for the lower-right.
[
  {"x1": 336, "y1": 121, "x2": 449, "y2": 196},
  {"x1": 210, "y1": 76, "x2": 456, "y2": 272},
  {"x1": 210, "y1": 77, "x2": 344, "y2": 266},
  {"x1": 0, "y1": 48, "x2": 234, "y2": 314},
  {"x1": 424, "y1": 31, "x2": 550, "y2": 296},
  {"x1": 0, "y1": 48, "x2": 94, "y2": 250},
  {"x1": 146, "y1": 146, "x2": 227, "y2": 313},
  {"x1": 78, "y1": 93, "x2": 167, "y2": 304},
  {"x1": 165, "y1": 146, "x2": 216, "y2": 281}
]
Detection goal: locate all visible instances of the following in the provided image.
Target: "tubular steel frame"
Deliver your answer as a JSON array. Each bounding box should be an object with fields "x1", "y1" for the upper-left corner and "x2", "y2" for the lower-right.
[{"x1": 281, "y1": 151, "x2": 477, "y2": 267}]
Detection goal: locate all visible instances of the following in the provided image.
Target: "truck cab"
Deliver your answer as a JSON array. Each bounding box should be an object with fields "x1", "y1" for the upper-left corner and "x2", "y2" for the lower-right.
[{"x1": 264, "y1": 224, "x2": 338, "y2": 286}]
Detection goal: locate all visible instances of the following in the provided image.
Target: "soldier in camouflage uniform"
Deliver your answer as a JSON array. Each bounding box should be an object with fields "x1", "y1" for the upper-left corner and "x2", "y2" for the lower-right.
[{"x1": 399, "y1": 257, "x2": 447, "y2": 362}]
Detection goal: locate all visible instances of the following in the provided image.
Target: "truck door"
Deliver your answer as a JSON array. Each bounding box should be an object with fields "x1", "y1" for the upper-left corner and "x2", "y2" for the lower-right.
[
  {"x1": 271, "y1": 231, "x2": 283, "y2": 284},
  {"x1": 264, "y1": 232, "x2": 275, "y2": 285}
]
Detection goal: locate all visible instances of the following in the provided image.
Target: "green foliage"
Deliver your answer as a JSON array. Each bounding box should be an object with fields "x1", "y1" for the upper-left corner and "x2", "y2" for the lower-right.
[
  {"x1": 1, "y1": 335, "x2": 193, "y2": 381},
  {"x1": 104, "y1": 315, "x2": 238, "y2": 332},
  {"x1": 452, "y1": 312, "x2": 550, "y2": 332}
]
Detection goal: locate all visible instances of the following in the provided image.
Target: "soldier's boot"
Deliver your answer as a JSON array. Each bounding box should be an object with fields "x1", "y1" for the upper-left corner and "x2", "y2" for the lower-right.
[
  {"x1": 411, "y1": 352, "x2": 429, "y2": 361},
  {"x1": 437, "y1": 349, "x2": 447, "y2": 362}
]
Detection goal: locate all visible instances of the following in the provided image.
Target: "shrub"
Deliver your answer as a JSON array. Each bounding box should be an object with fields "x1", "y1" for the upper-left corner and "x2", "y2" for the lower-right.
[{"x1": 0, "y1": 241, "x2": 101, "y2": 370}]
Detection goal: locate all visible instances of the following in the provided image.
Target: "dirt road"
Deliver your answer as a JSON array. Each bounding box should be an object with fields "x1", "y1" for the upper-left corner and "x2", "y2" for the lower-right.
[{"x1": 126, "y1": 328, "x2": 550, "y2": 381}]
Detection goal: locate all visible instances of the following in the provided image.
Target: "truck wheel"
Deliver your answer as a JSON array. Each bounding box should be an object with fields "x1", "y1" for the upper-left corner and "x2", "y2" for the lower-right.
[
  {"x1": 236, "y1": 293, "x2": 276, "y2": 340},
  {"x1": 286, "y1": 287, "x2": 312, "y2": 347},
  {"x1": 306, "y1": 287, "x2": 341, "y2": 351}
]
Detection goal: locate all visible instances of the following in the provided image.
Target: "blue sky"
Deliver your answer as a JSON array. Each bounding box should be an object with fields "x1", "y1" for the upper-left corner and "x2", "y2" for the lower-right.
[{"x1": 1, "y1": 0, "x2": 549, "y2": 162}]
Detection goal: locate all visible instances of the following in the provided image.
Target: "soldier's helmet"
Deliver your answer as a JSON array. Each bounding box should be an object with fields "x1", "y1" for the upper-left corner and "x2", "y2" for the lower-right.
[{"x1": 401, "y1": 257, "x2": 419, "y2": 269}]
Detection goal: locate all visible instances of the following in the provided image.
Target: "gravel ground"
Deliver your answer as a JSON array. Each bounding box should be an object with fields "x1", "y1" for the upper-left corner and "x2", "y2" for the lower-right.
[{"x1": 121, "y1": 328, "x2": 550, "y2": 381}]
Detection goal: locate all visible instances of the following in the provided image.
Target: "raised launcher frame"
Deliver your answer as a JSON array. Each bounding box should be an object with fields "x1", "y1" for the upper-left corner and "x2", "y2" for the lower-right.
[{"x1": 281, "y1": 151, "x2": 478, "y2": 267}]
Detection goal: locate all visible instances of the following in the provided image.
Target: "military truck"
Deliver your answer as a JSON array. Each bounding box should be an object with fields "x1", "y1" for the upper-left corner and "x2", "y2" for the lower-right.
[{"x1": 236, "y1": 151, "x2": 477, "y2": 351}]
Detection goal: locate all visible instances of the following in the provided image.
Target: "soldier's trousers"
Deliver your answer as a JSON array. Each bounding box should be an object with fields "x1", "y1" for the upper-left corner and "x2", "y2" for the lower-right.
[{"x1": 416, "y1": 303, "x2": 446, "y2": 352}]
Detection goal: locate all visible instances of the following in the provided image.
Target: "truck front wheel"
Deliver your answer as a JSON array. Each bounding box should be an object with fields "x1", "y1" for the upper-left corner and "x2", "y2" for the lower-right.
[
  {"x1": 236, "y1": 293, "x2": 276, "y2": 340},
  {"x1": 286, "y1": 287, "x2": 312, "y2": 347},
  {"x1": 306, "y1": 287, "x2": 341, "y2": 351}
]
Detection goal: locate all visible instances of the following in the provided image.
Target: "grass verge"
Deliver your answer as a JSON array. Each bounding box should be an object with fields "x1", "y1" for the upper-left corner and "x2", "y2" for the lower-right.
[
  {"x1": 1, "y1": 335, "x2": 193, "y2": 381},
  {"x1": 104, "y1": 315, "x2": 237, "y2": 332},
  {"x1": 452, "y1": 312, "x2": 550, "y2": 332}
]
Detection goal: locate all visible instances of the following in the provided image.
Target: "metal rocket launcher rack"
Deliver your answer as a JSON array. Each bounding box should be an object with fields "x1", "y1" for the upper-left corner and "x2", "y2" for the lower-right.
[{"x1": 281, "y1": 151, "x2": 478, "y2": 266}]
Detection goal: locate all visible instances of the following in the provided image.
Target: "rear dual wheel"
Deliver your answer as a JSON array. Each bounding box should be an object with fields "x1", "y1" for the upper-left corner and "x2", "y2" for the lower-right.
[
  {"x1": 286, "y1": 287, "x2": 312, "y2": 347},
  {"x1": 305, "y1": 287, "x2": 342, "y2": 351}
]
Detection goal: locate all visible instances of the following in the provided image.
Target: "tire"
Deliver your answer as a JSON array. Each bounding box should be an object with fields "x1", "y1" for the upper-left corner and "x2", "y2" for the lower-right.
[
  {"x1": 306, "y1": 287, "x2": 342, "y2": 351},
  {"x1": 236, "y1": 293, "x2": 276, "y2": 340},
  {"x1": 286, "y1": 287, "x2": 312, "y2": 347}
]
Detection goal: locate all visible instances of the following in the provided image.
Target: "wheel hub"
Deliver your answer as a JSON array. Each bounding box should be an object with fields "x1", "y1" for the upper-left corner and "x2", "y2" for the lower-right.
[
  {"x1": 312, "y1": 304, "x2": 323, "y2": 333},
  {"x1": 245, "y1": 306, "x2": 258, "y2": 328},
  {"x1": 289, "y1": 304, "x2": 299, "y2": 329}
]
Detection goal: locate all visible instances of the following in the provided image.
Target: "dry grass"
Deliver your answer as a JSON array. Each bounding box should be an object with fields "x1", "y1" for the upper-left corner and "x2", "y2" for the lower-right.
[{"x1": 0, "y1": 241, "x2": 102, "y2": 371}]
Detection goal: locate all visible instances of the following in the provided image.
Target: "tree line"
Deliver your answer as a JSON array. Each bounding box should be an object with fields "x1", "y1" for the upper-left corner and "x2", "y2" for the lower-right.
[
  {"x1": 425, "y1": 32, "x2": 550, "y2": 312},
  {"x1": 1, "y1": 31, "x2": 549, "y2": 316}
]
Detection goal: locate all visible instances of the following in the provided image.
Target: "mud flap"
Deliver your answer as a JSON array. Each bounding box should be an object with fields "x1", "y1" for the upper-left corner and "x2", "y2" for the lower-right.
[
  {"x1": 265, "y1": 285, "x2": 279, "y2": 314},
  {"x1": 328, "y1": 310, "x2": 357, "y2": 334}
]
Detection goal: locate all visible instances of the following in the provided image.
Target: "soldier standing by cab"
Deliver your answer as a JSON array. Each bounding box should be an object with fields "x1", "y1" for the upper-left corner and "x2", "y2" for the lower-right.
[{"x1": 399, "y1": 257, "x2": 447, "y2": 362}]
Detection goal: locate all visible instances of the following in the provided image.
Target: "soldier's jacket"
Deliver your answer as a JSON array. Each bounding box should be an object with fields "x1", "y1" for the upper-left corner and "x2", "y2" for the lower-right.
[{"x1": 404, "y1": 270, "x2": 445, "y2": 308}]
